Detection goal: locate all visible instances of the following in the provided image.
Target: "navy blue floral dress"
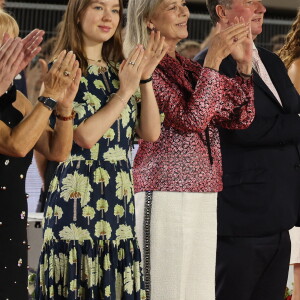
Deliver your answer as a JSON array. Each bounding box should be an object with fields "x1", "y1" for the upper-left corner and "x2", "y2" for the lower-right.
[{"x1": 35, "y1": 63, "x2": 146, "y2": 299}]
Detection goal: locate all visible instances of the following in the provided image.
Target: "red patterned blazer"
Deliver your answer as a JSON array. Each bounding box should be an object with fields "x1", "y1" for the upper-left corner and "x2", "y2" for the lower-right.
[{"x1": 133, "y1": 53, "x2": 255, "y2": 193}]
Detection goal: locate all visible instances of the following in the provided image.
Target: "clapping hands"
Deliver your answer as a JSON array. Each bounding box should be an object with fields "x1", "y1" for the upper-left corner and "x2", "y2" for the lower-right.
[
  {"x1": 118, "y1": 31, "x2": 168, "y2": 96},
  {"x1": 140, "y1": 30, "x2": 169, "y2": 80},
  {"x1": 204, "y1": 18, "x2": 252, "y2": 71},
  {"x1": 230, "y1": 17, "x2": 253, "y2": 66},
  {"x1": 0, "y1": 29, "x2": 44, "y2": 96},
  {"x1": 42, "y1": 50, "x2": 81, "y2": 109}
]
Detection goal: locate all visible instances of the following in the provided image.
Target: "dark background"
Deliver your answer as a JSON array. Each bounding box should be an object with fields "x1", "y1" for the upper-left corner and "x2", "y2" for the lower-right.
[{"x1": 6, "y1": 0, "x2": 298, "y2": 18}]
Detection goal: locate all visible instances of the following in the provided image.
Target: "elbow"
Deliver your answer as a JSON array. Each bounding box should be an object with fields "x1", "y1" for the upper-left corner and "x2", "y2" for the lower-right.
[
  {"x1": 73, "y1": 135, "x2": 95, "y2": 150},
  {"x1": 45, "y1": 149, "x2": 70, "y2": 162},
  {"x1": 8, "y1": 143, "x2": 30, "y2": 158},
  {"x1": 146, "y1": 134, "x2": 160, "y2": 142},
  {"x1": 78, "y1": 142, "x2": 95, "y2": 150},
  {"x1": 13, "y1": 149, "x2": 29, "y2": 158},
  {"x1": 137, "y1": 124, "x2": 161, "y2": 142},
  {"x1": 145, "y1": 137, "x2": 159, "y2": 142},
  {"x1": 141, "y1": 132, "x2": 161, "y2": 142}
]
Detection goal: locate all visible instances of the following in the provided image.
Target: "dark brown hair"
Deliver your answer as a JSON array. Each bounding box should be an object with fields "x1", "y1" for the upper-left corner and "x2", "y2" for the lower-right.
[{"x1": 52, "y1": 0, "x2": 124, "y2": 74}]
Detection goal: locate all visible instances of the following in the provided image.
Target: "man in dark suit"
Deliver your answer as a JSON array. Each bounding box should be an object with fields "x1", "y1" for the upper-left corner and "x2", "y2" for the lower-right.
[{"x1": 196, "y1": 1, "x2": 300, "y2": 299}]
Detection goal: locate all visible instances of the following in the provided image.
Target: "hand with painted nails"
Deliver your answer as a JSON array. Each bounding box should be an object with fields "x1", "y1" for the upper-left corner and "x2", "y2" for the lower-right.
[
  {"x1": 0, "y1": 36, "x2": 24, "y2": 95},
  {"x1": 2, "y1": 29, "x2": 45, "y2": 76},
  {"x1": 118, "y1": 45, "x2": 146, "y2": 97},
  {"x1": 139, "y1": 30, "x2": 169, "y2": 80},
  {"x1": 42, "y1": 50, "x2": 81, "y2": 107}
]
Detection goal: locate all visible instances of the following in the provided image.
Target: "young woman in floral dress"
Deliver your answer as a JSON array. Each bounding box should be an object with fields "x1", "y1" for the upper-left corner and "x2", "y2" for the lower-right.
[{"x1": 35, "y1": 0, "x2": 167, "y2": 298}]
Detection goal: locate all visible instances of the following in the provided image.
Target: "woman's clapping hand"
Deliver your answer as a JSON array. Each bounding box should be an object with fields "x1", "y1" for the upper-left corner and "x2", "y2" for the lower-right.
[
  {"x1": 118, "y1": 31, "x2": 168, "y2": 96},
  {"x1": 0, "y1": 29, "x2": 44, "y2": 96},
  {"x1": 140, "y1": 30, "x2": 169, "y2": 80},
  {"x1": 42, "y1": 50, "x2": 81, "y2": 108}
]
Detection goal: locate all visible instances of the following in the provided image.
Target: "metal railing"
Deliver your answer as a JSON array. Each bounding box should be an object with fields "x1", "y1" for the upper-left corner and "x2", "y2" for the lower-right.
[
  {"x1": 6, "y1": 2, "x2": 67, "y2": 40},
  {"x1": 6, "y1": 2, "x2": 293, "y2": 50}
]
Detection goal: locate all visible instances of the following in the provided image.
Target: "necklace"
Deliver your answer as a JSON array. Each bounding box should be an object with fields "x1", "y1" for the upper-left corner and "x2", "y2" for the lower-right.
[
  {"x1": 86, "y1": 57, "x2": 107, "y2": 73},
  {"x1": 86, "y1": 57, "x2": 102, "y2": 63},
  {"x1": 86, "y1": 57, "x2": 110, "y2": 91}
]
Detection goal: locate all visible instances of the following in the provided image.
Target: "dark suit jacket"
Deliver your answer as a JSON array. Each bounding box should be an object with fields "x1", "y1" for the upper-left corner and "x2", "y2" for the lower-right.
[{"x1": 196, "y1": 47, "x2": 300, "y2": 236}]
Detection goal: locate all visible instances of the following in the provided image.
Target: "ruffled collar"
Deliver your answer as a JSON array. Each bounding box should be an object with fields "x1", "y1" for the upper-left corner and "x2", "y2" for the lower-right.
[{"x1": 157, "y1": 52, "x2": 200, "y2": 95}]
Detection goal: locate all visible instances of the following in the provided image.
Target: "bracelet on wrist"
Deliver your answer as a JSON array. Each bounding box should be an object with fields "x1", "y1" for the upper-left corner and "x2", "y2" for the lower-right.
[
  {"x1": 238, "y1": 68, "x2": 253, "y2": 78},
  {"x1": 110, "y1": 93, "x2": 127, "y2": 107},
  {"x1": 54, "y1": 109, "x2": 75, "y2": 121},
  {"x1": 140, "y1": 76, "x2": 153, "y2": 84}
]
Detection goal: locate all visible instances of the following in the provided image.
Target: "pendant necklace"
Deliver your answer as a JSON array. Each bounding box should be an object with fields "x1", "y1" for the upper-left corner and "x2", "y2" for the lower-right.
[
  {"x1": 86, "y1": 57, "x2": 102, "y2": 63},
  {"x1": 86, "y1": 57, "x2": 106, "y2": 72},
  {"x1": 86, "y1": 57, "x2": 110, "y2": 93}
]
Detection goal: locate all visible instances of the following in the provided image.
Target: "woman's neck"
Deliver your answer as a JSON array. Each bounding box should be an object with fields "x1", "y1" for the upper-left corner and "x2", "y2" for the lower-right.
[
  {"x1": 84, "y1": 42, "x2": 103, "y2": 62},
  {"x1": 167, "y1": 50, "x2": 176, "y2": 58},
  {"x1": 166, "y1": 41, "x2": 178, "y2": 59}
]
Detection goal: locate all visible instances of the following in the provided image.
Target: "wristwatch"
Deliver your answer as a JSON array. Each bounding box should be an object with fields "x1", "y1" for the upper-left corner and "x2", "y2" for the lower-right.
[{"x1": 38, "y1": 96, "x2": 57, "y2": 111}]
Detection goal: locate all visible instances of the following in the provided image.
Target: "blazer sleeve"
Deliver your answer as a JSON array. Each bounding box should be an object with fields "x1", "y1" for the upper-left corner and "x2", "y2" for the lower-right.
[
  {"x1": 198, "y1": 49, "x2": 300, "y2": 146},
  {"x1": 154, "y1": 67, "x2": 254, "y2": 133},
  {"x1": 222, "y1": 112, "x2": 300, "y2": 146}
]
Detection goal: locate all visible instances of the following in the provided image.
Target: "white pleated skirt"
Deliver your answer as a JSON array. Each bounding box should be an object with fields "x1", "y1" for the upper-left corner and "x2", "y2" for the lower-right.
[
  {"x1": 135, "y1": 191, "x2": 217, "y2": 300},
  {"x1": 289, "y1": 226, "x2": 300, "y2": 264}
]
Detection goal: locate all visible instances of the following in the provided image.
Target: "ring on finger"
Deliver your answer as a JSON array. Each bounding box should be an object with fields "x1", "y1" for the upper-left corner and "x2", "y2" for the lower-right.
[
  {"x1": 63, "y1": 70, "x2": 71, "y2": 76},
  {"x1": 128, "y1": 61, "x2": 135, "y2": 66},
  {"x1": 233, "y1": 36, "x2": 238, "y2": 42}
]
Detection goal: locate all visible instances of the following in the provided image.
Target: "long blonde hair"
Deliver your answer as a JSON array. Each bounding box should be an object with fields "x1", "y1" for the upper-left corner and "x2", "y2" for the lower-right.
[
  {"x1": 52, "y1": 0, "x2": 124, "y2": 75},
  {"x1": 278, "y1": 9, "x2": 300, "y2": 70},
  {"x1": 123, "y1": 0, "x2": 161, "y2": 58}
]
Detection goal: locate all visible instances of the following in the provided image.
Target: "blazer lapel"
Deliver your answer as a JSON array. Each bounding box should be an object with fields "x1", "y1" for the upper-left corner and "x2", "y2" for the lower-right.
[
  {"x1": 251, "y1": 70, "x2": 282, "y2": 108},
  {"x1": 256, "y1": 49, "x2": 285, "y2": 110},
  {"x1": 220, "y1": 54, "x2": 284, "y2": 110}
]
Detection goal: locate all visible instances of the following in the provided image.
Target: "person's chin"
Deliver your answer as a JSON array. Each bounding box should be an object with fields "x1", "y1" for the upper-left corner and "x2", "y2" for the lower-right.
[
  {"x1": 180, "y1": 31, "x2": 189, "y2": 39},
  {"x1": 252, "y1": 27, "x2": 263, "y2": 37}
]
